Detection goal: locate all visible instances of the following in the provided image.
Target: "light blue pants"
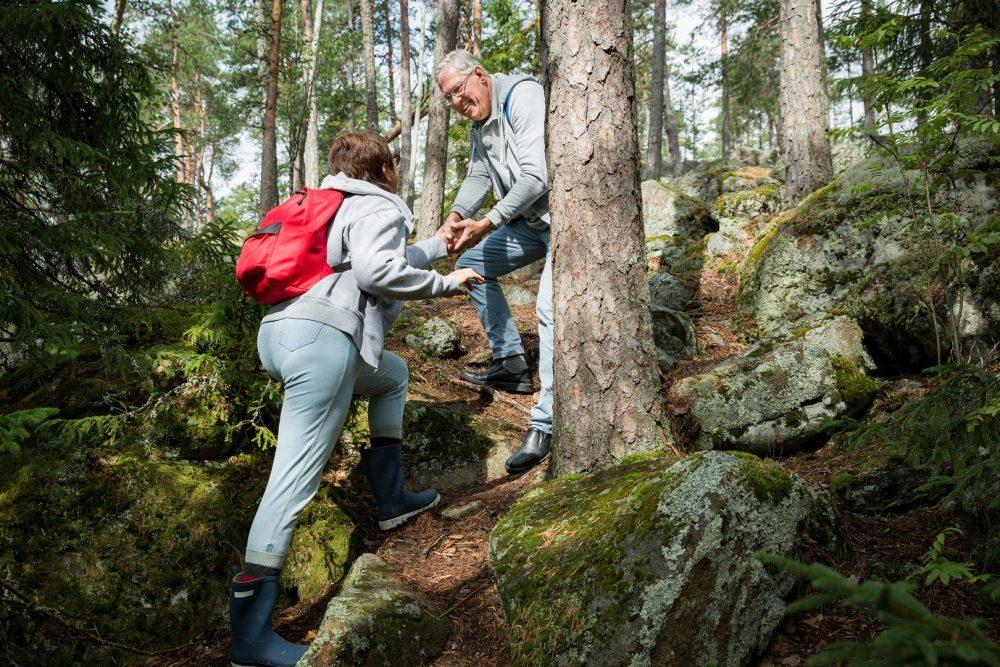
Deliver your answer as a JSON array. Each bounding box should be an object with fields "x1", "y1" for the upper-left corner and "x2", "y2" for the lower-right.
[
  {"x1": 245, "y1": 319, "x2": 409, "y2": 570},
  {"x1": 456, "y1": 220, "x2": 552, "y2": 434}
]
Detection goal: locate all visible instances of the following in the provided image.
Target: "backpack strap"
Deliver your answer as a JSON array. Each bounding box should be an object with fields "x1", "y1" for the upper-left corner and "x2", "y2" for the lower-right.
[{"x1": 503, "y1": 79, "x2": 530, "y2": 125}]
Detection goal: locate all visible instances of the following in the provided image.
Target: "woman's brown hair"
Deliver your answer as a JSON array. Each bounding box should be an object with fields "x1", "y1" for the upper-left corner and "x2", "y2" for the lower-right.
[{"x1": 327, "y1": 130, "x2": 396, "y2": 193}]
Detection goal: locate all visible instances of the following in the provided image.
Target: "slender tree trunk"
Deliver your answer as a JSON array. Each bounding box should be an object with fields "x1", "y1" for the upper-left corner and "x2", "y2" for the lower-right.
[
  {"x1": 542, "y1": 0, "x2": 675, "y2": 476},
  {"x1": 644, "y1": 0, "x2": 666, "y2": 180},
  {"x1": 303, "y1": 0, "x2": 324, "y2": 186},
  {"x1": 359, "y1": 0, "x2": 379, "y2": 130},
  {"x1": 347, "y1": 0, "x2": 357, "y2": 129},
  {"x1": 255, "y1": 0, "x2": 269, "y2": 108},
  {"x1": 778, "y1": 0, "x2": 832, "y2": 199},
  {"x1": 385, "y1": 0, "x2": 398, "y2": 124},
  {"x1": 167, "y1": 0, "x2": 185, "y2": 185},
  {"x1": 112, "y1": 0, "x2": 127, "y2": 35},
  {"x1": 416, "y1": 0, "x2": 460, "y2": 238},
  {"x1": 664, "y1": 66, "x2": 682, "y2": 176},
  {"x1": 860, "y1": 0, "x2": 876, "y2": 129},
  {"x1": 406, "y1": 0, "x2": 429, "y2": 207},
  {"x1": 472, "y1": 0, "x2": 482, "y2": 58},
  {"x1": 719, "y1": 0, "x2": 731, "y2": 161},
  {"x1": 260, "y1": 0, "x2": 284, "y2": 215},
  {"x1": 398, "y1": 0, "x2": 415, "y2": 201}
]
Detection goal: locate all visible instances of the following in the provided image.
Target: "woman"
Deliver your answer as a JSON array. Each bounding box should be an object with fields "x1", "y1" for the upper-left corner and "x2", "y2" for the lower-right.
[{"x1": 229, "y1": 131, "x2": 481, "y2": 667}]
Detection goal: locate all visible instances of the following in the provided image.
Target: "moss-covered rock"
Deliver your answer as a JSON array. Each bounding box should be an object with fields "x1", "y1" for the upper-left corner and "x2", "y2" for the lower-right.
[
  {"x1": 671, "y1": 315, "x2": 877, "y2": 454},
  {"x1": 738, "y1": 143, "x2": 1000, "y2": 369},
  {"x1": 489, "y1": 451, "x2": 820, "y2": 666},
  {"x1": 280, "y1": 486, "x2": 359, "y2": 602},
  {"x1": 299, "y1": 553, "x2": 450, "y2": 666},
  {"x1": 0, "y1": 445, "x2": 358, "y2": 662},
  {"x1": 641, "y1": 180, "x2": 714, "y2": 270},
  {"x1": 403, "y1": 317, "x2": 460, "y2": 358},
  {"x1": 705, "y1": 184, "x2": 781, "y2": 263}
]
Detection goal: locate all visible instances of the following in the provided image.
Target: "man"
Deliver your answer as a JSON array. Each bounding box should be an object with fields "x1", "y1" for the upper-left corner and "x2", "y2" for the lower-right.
[{"x1": 435, "y1": 49, "x2": 552, "y2": 474}]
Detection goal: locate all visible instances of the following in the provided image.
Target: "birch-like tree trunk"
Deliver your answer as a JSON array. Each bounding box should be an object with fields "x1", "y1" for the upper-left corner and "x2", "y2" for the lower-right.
[
  {"x1": 664, "y1": 66, "x2": 683, "y2": 176},
  {"x1": 416, "y1": 0, "x2": 460, "y2": 238},
  {"x1": 398, "y1": 0, "x2": 415, "y2": 202},
  {"x1": 778, "y1": 0, "x2": 832, "y2": 199},
  {"x1": 385, "y1": 0, "x2": 397, "y2": 124},
  {"x1": 860, "y1": 0, "x2": 876, "y2": 129},
  {"x1": 166, "y1": 0, "x2": 185, "y2": 185},
  {"x1": 359, "y1": 0, "x2": 379, "y2": 130},
  {"x1": 644, "y1": 0, "x2": 666, "y2": 180},
  {"x1": 302, "y1": 0, "x2": 324, "y2": 186},
  {"x1": 407, "y1": 0, "x2": 429, "y2": 207},
  {"x1": 260, "y1": 0, "x2": 284, "y2": 215},
  {"x1": 542, "y1": 0, "x2": 675, "y2": 476}
]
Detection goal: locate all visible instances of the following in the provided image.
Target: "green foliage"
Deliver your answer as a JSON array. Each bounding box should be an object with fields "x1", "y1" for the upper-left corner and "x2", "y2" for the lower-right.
[
  {"x1": 757, "y1": 553, "x2": 1000, "y2": 666},
  {"x1": 0, "y1": 1, "x2": 185, "y2": 361},
  {"x1": 835, "y1": 365, "x2": 999, "y2": 523},
  {"x1": 911, "y1": 528, "x2": 992, "y2": 588},
  {"x1": 0, "y1": 408, "x2": 59, "y2": 455}
]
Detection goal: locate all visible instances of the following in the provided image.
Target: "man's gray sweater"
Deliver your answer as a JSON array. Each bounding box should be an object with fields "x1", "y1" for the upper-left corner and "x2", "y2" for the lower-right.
[{"x1": 449, "y1": 72, "x2": 549, "y2": 231}]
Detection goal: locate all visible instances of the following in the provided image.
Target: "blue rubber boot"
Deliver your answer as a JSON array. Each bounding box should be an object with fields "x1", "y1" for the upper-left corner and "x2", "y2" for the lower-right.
[
  {"x1": 229, "y1": 574, "x2": 308, "y2": 667},
  {"x1": 361, "y1": 442, "x2": 440, "y2": 530}
]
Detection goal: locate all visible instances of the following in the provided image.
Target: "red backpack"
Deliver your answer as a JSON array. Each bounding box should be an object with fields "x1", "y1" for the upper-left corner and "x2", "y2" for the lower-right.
[{"x1": 235, "y1": 187, "x2": 346, "y2": 305}]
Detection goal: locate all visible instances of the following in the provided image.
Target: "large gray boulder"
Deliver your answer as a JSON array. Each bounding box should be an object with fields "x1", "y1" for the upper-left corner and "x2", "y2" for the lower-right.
[
  {"x1": 671, "y1": 315, "x2": 878, "y2": 454},
  {"x1": 652, "y1": 305, "x2": 698, "y2": 371},
  {"x1": 489, "y1": 451, "x2": 824, "y2": 667},
  {"x1": 298, "y1": 554, "x2": 449, "y2": 666},
  {"x1": 640, "y1": 179, "x2": 713, "y2": 271},
  {"x1": 739, "y1": 142, "x2": 1000, "y2": 368},
  {"x1": 648, "y1": 272, "x2": 694, "y2": 311},
  {"x1": 704, "y1": 184, "x2": 781, "y2": 262}
]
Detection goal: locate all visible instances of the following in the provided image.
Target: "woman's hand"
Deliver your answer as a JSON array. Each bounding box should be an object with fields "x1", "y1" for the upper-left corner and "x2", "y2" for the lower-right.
[{"x1": 448, "y1": 267, "x2": 485, "y2": 289}]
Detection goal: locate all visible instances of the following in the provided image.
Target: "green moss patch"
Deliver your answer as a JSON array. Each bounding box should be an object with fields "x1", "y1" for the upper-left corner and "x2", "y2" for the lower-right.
[
  {"x1": 830, "y1": 355, "x2": 880, "y2": 414},
  {"x1": 726, "y1": 451, "x2": 795, "y2": 504}
]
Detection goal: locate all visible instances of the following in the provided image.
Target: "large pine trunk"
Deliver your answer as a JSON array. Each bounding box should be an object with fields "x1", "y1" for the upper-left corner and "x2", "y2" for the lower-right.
[
  {"x1": 644, "y1": 0, "x2": 666, "y2": 180},
  {"x1": 542, "y1": 0, "x2": 675, "y2": 476},
  {"x1": 415, "y1": 0, "x2": 460, "y2": 239},
  {"x1": 359, "y1": 0, "x2": 379, "y2": 130},
  {"x1": 778, "y1": 0, "x2": 832, "y2": 199},
  {"x1": 397, "y1": 0, "x2": 414, "y2": 202},
  {"x1": 260, "y1": 0, "x2": 283, "y2": 216}
]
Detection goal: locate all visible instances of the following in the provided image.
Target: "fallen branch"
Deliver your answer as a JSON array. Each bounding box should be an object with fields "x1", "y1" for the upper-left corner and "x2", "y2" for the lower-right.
[{"x1": 448, "y1": 378, "x2": 533, "y2": 416}]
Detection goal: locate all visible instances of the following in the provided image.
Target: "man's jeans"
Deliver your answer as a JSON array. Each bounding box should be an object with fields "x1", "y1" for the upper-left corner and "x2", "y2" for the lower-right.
[{"x1": 455, "y1": 220, "x2": 552, "y2": 434}]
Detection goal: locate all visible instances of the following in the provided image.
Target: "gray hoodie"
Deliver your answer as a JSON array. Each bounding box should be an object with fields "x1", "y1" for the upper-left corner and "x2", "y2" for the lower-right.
[
  {"x1": 262, "y1": 172, "x2": 461, "y2": 369},
  {"x1": 450, "y1": 72, "x2": 550, "y2": 230}
]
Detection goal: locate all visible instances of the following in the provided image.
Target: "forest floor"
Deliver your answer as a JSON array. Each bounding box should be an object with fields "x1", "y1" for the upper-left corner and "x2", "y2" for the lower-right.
[{"x1": 176, "y1": 264, "x2": 997, "y2": 666}]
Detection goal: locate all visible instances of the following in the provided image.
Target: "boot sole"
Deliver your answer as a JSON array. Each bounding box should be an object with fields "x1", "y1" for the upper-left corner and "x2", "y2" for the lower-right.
[
  {"x1": 378, "y1": 493, "x2": 441, "y2": 530},
  {"x1": 506, "y1": 452, "x2": 550, "y2": 475},
  {"x1": 232, "y1": 661, "x2": 299, "y2": 667},
  {"x1": 458, "y1": 374, "x2": 536, "y2": 394}
]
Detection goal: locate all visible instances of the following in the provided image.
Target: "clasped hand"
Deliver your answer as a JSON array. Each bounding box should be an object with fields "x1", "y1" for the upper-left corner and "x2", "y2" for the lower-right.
[{"x1": 435, "y1": 215, "x2": 491, "y2": 253}]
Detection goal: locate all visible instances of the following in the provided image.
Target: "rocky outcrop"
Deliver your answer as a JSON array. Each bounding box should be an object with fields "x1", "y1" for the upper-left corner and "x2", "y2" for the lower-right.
[
  {"x1": 672, "y1": 315, "x2": 878, "y2": 454},
  {"x1": 299, "y1": 554, "x2": 449, "y2": 666},
  {"x1": 641, "y1": 179, "x2": 714, "y2": 271},
  {"x1": 739, "y1": 143, "x2": 1000, "y2": 369},
  {"x1": 489, "y1": 451, "x2": 825, "y2": 667},
  {"x1": 648, "y1": 272, "x2": 694, "y2": 311},
  {"x1": 404, "y1": 317, "x2": 460, "y2": 357},
  {"x1": 651, "y1": 306, "x2": 698, "y2": 371},
  {"x1": 705, "y1": 184, "x2": 781, "y2": 262}
]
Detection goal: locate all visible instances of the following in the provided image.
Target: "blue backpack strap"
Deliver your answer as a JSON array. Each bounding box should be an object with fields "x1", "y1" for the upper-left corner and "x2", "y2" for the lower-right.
[{"x1": 503, "y1": 79, "x2": 532, "y2": 124}]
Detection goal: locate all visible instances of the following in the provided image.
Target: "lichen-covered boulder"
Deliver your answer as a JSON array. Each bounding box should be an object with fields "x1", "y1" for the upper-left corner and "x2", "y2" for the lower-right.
[
  {"x1": 489, "y1": 451, "x2": 821, "y2": 667},
  {"x1": 404, "y1": 317, "x2": 460, "y2": 357},
  {"x1": 648, "y1": 272, "x2": 694, "y2": 311},
  {"x1": 641, "y1": 180, "x2": 713, "y2": 269},
  {"x1": 299, "y1": 553, "x2": 450, "y2": 666},
  {"x1": 739, "y1": 142, "x2": 1000, "y2": 368},
  {"x1": 651, "y1": 305, "x2": 698, "y2": 371},
  {"x1": 671, "y1": 315, "x2": 878, "y2": 454},
  {"x1": 705, "y1": 184, "x2": 781, "y2": 262},
  {"x1": 504, "y1": 284, "x2": 536, "y2": 307}
]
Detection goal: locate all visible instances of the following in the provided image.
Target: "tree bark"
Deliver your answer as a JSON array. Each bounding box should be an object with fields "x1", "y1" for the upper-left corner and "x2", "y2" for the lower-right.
[
  {"x1": 407, "y1": 0, "x2": 430, "y2": 208},
  {"x1": 112, "y1": 0, "x2": 127, "y2": 35},
  {"x1": 644, "y1": 0, "x2": 666, "y2": 180},
  {"x1": 302, "y1": 0, "x2": 324, "y2": 186},
  {"x1": 416, "y1": 0, "x2": 460, "y2": 238},
  {"x1": 860, "y1": 0, "x2": 876, "y2": 128},
  {"x1": 167, "y1": 0, "x2": 185, "y2": 186},
  {"x1": 359, "y1": 0, "x2": 379, "y2": 130},
  {"x1": 385, "y1": 0, "x2": 398, "y2": 124},
  {"x1": 472, "y1": 0, "x2": 482, "y2": 58},
  {"x1": 398, "y1": 0, "x2": 414, "y2": 201},
  {"x1": 719, "y1": 0, "x2": 731, "y2": 161},
  {"x1": 260, "y1": 0, "x2": 284, "y2": 216},
  {"x1": 542, "y1": 0, "x2": 675, "y2": 476},
  {"x1": 664, "y1": 65, "x2": 682, "y2": 176},
  {"x1": 778, "y1": 0, "x2": 832, "y2": 199}
]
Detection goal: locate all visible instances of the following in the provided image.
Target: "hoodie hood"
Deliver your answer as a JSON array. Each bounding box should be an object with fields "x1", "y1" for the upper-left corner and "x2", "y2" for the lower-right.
[{"x1": 320, "y1": 172, "x2": 414, "y2": 234}]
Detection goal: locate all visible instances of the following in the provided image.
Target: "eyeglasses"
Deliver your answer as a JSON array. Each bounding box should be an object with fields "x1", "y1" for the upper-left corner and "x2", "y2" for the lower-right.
[{"x1": 443, "y1": 69, "x2": 476, "y2": 105}]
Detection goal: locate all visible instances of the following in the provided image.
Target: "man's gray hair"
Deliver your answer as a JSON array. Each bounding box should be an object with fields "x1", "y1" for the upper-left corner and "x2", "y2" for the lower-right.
[{"x1": 434, "y1": 49, "x2": 486, "y2": 80}]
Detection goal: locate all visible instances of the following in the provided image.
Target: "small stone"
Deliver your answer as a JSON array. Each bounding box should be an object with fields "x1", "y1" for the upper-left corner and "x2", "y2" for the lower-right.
[
  {"x1": 503, "y1": 285, "x2": 536, "y2": 307},
  {"x1": 404, "y1": 317, "x2": 460, "y2": 357},
  {"x1": 440, "y1": 500, "x2": 484, "y2": 520}
]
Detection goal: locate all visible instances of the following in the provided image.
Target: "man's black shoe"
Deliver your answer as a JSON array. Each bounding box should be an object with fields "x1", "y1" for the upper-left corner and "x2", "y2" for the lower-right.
[
  {"x1": 459, "y1": 359, "x2": 535, "y2": 394},
  {"x1": 505, "y1": 428, "x2": 551, "y2": 474}
]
